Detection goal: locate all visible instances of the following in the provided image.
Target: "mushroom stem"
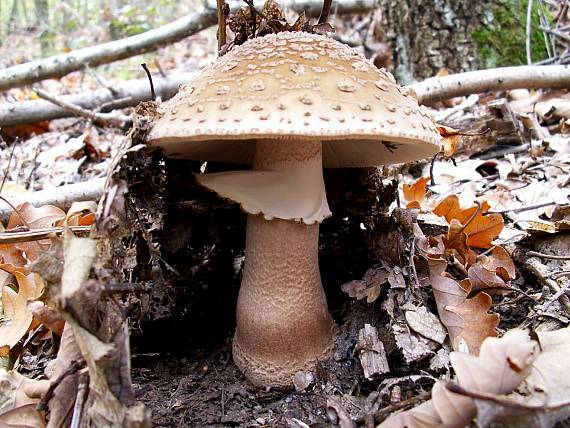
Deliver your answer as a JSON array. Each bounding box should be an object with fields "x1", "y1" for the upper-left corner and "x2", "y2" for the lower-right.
[{"x1": 232, "y1": 139, "x2": 335, "y2": 389}]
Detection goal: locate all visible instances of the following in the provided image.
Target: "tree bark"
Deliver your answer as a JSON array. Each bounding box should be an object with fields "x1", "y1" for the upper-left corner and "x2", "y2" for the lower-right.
[
  {"x1": 0, "y1": 0, "x2": 377, "y2": 92},
  {"x1": 377, "y1": 0, "x2": 493, "y2": 83}
]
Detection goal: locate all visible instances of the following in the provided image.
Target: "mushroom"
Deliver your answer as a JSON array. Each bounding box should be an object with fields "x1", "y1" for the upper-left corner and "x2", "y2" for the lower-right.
[{"x1": 147, "y1": 31, "x2": 441, "y2": 389}]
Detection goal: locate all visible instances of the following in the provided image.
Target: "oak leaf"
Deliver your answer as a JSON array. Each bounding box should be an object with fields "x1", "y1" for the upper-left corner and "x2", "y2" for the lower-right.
[
  {"x1": 403, "y1": 177, "x2": 430, "y2": 208},
  {"x1": 0, "y1": 272, "x2": 45, "y2": 356},
  {"x1": 379, "y1": 329, "x2": 540, "y2": 428}
]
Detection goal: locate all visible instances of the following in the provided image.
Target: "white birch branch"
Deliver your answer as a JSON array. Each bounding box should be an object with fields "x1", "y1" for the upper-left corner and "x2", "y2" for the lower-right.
[
  {"x1": 0, "y1": 72, "x2": 196, "y2": 127},
  {"x1": 410, "y1": 65, "x2": 570, "y2": 104},
  {"x1": 0, "y1": 178, "x2": 106, "y2": 221}
]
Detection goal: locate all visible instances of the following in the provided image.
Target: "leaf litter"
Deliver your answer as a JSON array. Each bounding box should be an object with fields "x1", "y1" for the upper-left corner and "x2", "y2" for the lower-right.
[{"x1": 0, "y1": 9, "x2": 569, "y2": 428}]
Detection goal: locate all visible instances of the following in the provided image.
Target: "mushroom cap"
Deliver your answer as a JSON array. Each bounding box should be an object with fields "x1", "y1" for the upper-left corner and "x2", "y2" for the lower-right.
[{"x1": 147, "y1": 32, "x2": 441, "y2": 167}]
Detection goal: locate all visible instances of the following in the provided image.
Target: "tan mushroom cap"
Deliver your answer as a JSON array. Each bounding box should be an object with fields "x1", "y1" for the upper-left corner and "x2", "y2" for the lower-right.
[{"x1": 147, "y1": 32, "x2": 441, "y2": 168}]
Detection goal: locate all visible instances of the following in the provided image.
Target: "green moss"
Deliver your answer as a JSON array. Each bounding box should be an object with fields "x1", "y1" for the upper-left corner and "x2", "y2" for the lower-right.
[{"x1": 473, "y1": 0, "x2": 551, "y2": 68}]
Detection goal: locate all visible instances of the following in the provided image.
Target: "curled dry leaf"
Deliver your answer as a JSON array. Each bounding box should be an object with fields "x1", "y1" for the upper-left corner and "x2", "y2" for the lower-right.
[
  {"x1": 341, "y1": 267, "x2": 389, "y2": 303},
  {"x1": 0, "y1": 370, "x2": 49, "y2": 428},
  {"x1": 425, "y1": 250, "x2": 498, "y2": 354},
  {"x1": 535, "y1": 98, "x2": 570, "y2": 122},
  {"x1": 379, "y1": 329, "x2": 540, "y2": 428},
  {"x1": 479, "y1": 246, "x2": 515, "y2": 281},
  {"x1": 6, "y1": 203, "x2": 66, "y2": 262},
  {"x1": 0, "y1": 272, "x2": 45, "y2": 356},
  {"x1": 0, "y1": 224, "x2": 26, "y2": 266},
  {"x1": 436, "y1": 124, "x2": 461, "y2": 158},
  {"x1": 403, "y1": 177, "x2": 430, "y2": 209},
  {"x1": 27, "y1": 301, "x2": 65, "y2": 336},
  {"x1": 434, "y1": 195, "x2": 504, "y2": 248},
  {"x1": 443, "y1": 219, "x2": 476, "y2": 267},
  {"x1": 427, "y1": 257, "x2": 469, "y2": 345}
]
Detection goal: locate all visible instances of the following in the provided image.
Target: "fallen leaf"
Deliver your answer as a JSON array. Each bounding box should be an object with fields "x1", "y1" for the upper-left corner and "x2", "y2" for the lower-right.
[
  {"x1": 341, "y1": 267, "x2": 389, "y2": 303},
  {"x1": 443, "y1": 219, "x2": 477, "y2": 267},
  {"x1": 447, "y1": 293, "x2": 500, "y2": 355},
  {"x1": 405, "y1": 307, "x2": 447, "y2": 344},
  {"x1": 27, "y1": 301, "x2": 65, "y2": 336},
  {"x1": 6, "y1": 203, "x2": 66, "y2": 262},
  {"x1": 379, "y1": 329, "x2": 540, "y2": 428},
  {"x1": 403, "y1": 177, "x2": 430, "y2": 208},
  {"x1": 7, "y1": 203, "x2": 66, "y2": 230},
  {"x1": 535, "y1": 98, "x2": 570, "y2": 122},
  {"x1": 436, "y1": 124, "x2": 461, "y2": 158},
  {"x1": 434, "y1": 196, "x2": 504, "y2": 248},
  {"x1": 0, "y1": 272, "x2": 45, "y2": 356},
  {"x1": 479, "y1": 246, "x2": 516, "y2": 281}
]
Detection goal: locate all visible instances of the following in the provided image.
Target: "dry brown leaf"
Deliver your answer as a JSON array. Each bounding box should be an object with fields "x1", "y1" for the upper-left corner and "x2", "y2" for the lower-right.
[
  {"x1": 535, "y1": 98, "x2": 570, "y2": 122},
  {"x1": 479, "y1": 246, "x2": 516, "y2": 281},
  {"x1": 467, "y1": 264, "x2": 507, "y2": 293},
  {"x1": 463, "y1": 205, "x2": 503, "y2": 249},
  {"x1": 428, "y1": 258, "x2": 469, "y2": 345},
  {"x1": 380, "y1": 329, "x2": 539, "y2": 428},
  {"x1": 447, "y1": 293, "x2": 499, "y2": 355},
  {"x1": 434, "y1": 196, "x2": 503, "y2": 248},
  {"x1": 436, "y1": 124, "x2": 461, "y2": 158},
  {"x1": 0, "y1": 403, "x2": 46, "y2": 427},
  {"x1": 0, "y1": 224, "x2": 26, "y2": 267},
  {"x1": 27, "y1": 301, "x2": 65, "y2": 336},
  {"x1": 434, "y1": 195, "x2": 474, "y2": 225},
  {"x1": 341, "y1": 268, "x2": 389, "y2": 303},
  {"x1": 403, "y1": 177, "x2": 430, "y2": 207},
  {"x1": 6, "y1": 203, "x2": 66, "y2": 263},
  {"x1": 0, "y1": 272, "x2": 45, "y2": 356},
  {"x1": 7, "y1": 203, "x2": 66, "y2": 230},
  {"x1": 443, "y1": 219, "x2": 477, "y2": 267}
]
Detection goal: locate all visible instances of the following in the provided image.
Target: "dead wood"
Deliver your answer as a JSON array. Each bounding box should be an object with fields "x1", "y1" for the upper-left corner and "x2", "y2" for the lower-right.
[
  {"x1": 33, "y1": 87, "x2": 131, "y2": 128},
  {"x1": 0, "y1": 0, "x2": 378, "y2": 92},
  {"x1": 411, "y1": 65, "x2": 570, "y2": 104},
  {"x1": 0, "y1": 178, "x2": 105, "y2": 221},
  {"x1": 0, "y1": 73, "x2": 195, "y2": 127}
]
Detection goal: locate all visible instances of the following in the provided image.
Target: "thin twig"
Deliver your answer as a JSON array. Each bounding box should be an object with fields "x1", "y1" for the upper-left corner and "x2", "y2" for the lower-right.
[
  {"x1": 526, "y1": 0, "x2": 535, "y2": 65},
  {"x1": 70, "y1": 371, "x2": 89, "y2": 428},
  {"x1": 140, "y1": 63, "x2": 156, "y2": 100},
  {"x1": 0, "y1": 225, "x2": 92, "y2": 244},
  {"x1": 486, "y1": 201, "x2": 564, "y2": 215},
  {"x1": 318, "y1": 0, "x2": 332, "y2": 24},
  {"x1": 551, "y1": 271, "x2": 570, "y2": 280},
  {"x1": 540, "y1": 26, "x2": 570, "y2": 43},
  {"x1": 361, "y1": 392, "x2": 431, "y2": 424},
  {"x1": 33, "y1": 87, "x2": 129, "y2": 127},
  {"x1": 216, "y1": 0, "x2": 227, "y2": 54},
  {"x1": 0, "y1": 137, "x2": 17, "y2": 194},
  {"x1": 542, "y1": 281, "x2": 570, "y2": 311},
  {"x1": 527, "y1": 251, "x2": 570, "y2": 261},
  {"x1": 445, "y1": 382, "x2": 570, "y2": 411}
]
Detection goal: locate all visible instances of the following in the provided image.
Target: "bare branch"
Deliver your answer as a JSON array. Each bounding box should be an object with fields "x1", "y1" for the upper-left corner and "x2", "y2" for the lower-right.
[
  {"x1": 410, "y1": 65, "x2": 570, "y2": 104},
  {"x1": 0, "y1": 0, "x2": 378, "y2": 92}
]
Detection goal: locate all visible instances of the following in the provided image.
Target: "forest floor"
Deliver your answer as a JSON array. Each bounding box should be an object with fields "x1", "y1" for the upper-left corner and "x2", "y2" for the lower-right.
[{"x1": 0, "y1": 9, "x2": 569, "y2": 428}]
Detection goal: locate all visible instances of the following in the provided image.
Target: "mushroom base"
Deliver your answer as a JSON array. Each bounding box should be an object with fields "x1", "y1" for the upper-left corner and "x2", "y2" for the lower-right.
[{"x1": 233, "y1": 214, "x2": 336, "y2": 390}]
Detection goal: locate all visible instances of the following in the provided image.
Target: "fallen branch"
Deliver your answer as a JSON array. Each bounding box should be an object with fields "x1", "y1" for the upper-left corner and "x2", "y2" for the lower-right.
[
  {"x1": 410, "y1": 65, "x2": 570, "y2": 104},
  {"x1": 33, "y1": 87, "x2": 130, "y2": 127},
  {"x1": 0, "y1": 72, "x2": 195, "y2": 127},
  {"x1": 0, "y1": 178, "x2": 106, "y2": 221},
  {"x1": 0, "y1": 0, "x2": 378, "y2": 92}
]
